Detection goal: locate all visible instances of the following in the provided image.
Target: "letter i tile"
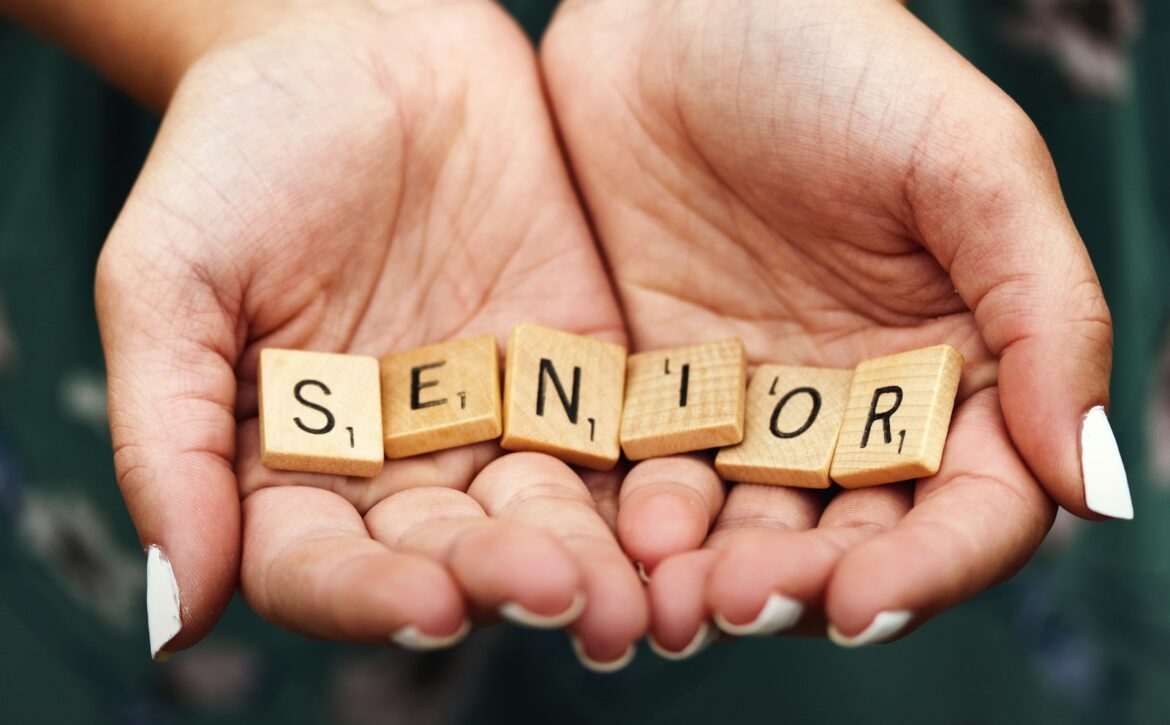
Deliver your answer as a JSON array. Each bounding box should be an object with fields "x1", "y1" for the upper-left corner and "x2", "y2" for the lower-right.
[{"x1": 620, "y1": 339, "x2": 746, "y2": 460}]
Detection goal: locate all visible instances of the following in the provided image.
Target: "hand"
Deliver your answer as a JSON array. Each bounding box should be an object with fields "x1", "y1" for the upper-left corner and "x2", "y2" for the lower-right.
[
  {"x1": 543, "y1": 0, "x2": 1120, "y2": 652},
  {"x1": 96, "y1": 0, "x2": 644, "y2": 663}
]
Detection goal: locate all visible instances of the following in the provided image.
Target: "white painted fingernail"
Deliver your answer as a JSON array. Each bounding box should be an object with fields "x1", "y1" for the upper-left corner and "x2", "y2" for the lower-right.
[
  {"x1": 146, "y1": 545, "x2": 182, "y2": 662},
  {"x1": 828, "y1": 610, "x2": 913, "y2": 647},
  {"x1": 713, "y1": 593, "x2": 803, "y2": 636},
  {"x1": 1081, "y1": 406, "x2": 1134, "y2": 520},
  {"x1": 391, "y1": 618, "x2": 471, "y2": 651},
  {"x1": 648, "y1": 622, "x2": 718, "y2": 661},
  {"x1": 571, "y1": 635, "x2": 636, "y2": 674},
  {"x1": 500, "y1": 591, "x2": 586, "y2": 629},
  {"x1": 635, "y1": 561, "x2": 650, "y2": 584}
]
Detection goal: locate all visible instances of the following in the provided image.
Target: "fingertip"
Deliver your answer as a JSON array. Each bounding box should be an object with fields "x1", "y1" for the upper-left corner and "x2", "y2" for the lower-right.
[
  {"x1": 377, "y1": 554, "x2": 468, "y2": 635},
  {"x1": 712, "y1": 592, "x2": 803, "y2": 638},
  {"x1": 823, "y1": 535, "x2": 920, "y2": 641},
  {"x1": 648, "y1": 621, "x2": 718, "y2": 661},
  {"x1": 706, "y1": 532, "x2": 823, "y2": 635},
  {"x1": 450, "y1": 523, "x2": 584, "y2": 622},
  {"x1": 617, "y1": 456, "x2": 723, "y2": 566},
  {"x1": 827, "y1": 610, "x2": 915, "y2": 648},
  {"x1": 997, "y1": 358, "x2": 1091, "y2": 517},
  {"x1": 1080, "y1": 405, "x2": 1134, "y2": 520},
  {"x1": 141, "y1": 456, "x2": 241, "y2": 657},
  {"x1": 571, "y1": 635, "x2": 637, "y2": 674},
  {"x1": 570, "y1": 546, "x2": 649, "y2": 662},
  {"x1": 500, "y1": 591, "x2": 586, "y2": 629},
  {"x1": 987, "y1": 285, "x2": 1125, "y2": 521},
  {"x1": 618, "y1": 486, "x2": 710, "y2": 566},
  {"x1": 391, "y1": 617, "x2": 472, "y2": 652},
  {"x1": 146, "y1": 545, "x2": 181, "y2": 660},
  {"x1": 646, "y1": 550, "x2": 717, "y2": 652}
]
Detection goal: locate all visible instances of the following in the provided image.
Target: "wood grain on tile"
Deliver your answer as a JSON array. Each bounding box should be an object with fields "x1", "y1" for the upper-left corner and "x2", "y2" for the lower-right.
[
  {"x1": 259, "y1": 348, "x2": 384, "y2": 477},
  {"x1": 829, "y1": 345, "x2": 963, "y2": 488},
  {"x1": 620, "y1": 339, "x2": 746, "y2": 460},
  {"x1": 380, "y1": 335, "x2": 501, "y2": 458},
  {"x1": 500, "y1": 324, "x2": 626, "y2": 471},
  {"x1": 715, "y1": 365, "x2": 852, "y2": 488}
]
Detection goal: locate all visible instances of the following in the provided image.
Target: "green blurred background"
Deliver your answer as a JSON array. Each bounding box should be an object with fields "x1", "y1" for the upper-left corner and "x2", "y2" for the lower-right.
[{"x1": 1, "y1": 1, "x2": 1167, "y2": 722}]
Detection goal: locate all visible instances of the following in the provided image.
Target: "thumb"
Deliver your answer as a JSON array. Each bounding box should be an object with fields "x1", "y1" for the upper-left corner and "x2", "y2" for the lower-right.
[
  {"x1": 96, "y1": 214, "x2": 242, "y2": 659},
  {"x1": 907, "y1": 84, "x2": 1131, "y2": 520}
]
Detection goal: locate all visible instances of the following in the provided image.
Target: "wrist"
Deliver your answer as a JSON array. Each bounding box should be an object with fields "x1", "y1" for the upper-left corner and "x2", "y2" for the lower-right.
[{"x1": 0, "y1": 0, "x2": 298, "y2": 110}]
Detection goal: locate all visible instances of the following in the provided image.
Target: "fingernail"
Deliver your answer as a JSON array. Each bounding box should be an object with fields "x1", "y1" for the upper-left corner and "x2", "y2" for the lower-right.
[
  {"x1": 146, "y1": 545, "x2": 182, "y2": 662},
  {"x1": 500, "y1": 591, "x2": 586, "y2": 629},
  {"x1": 635, "y1": 561, "x2": 650, "y2": 584},
  {"x1": 1081, "y1": 406, "x2": 1134, "y2": 520},
  {"x1": 570, "y1": 635, "x2": 636, "y2": 674},
  {"x1": 391, "y1": 618, "x2": 471, "y2": 652},
  {"x1": 648, "y1": 622, "x2": 718, "y2": 661},
  {"x1": 713, "y1": 593, "x2": 803, "y2": 636},
  {"x1": 828, "y1": 610, "x2": 913, "y2": 647}
]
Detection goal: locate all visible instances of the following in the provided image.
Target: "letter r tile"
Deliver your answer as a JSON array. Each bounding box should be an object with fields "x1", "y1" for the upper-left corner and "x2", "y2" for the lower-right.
[
  {"x1": 500, "y1": 324, "x2": 626, "y2": 471},
  {"x1": 829, "y1": 345, "x2": 963, "y2": 488},
  {"x1": 259, "y1": 348, "x2": 384, "y2": 478},
  {"x1": 380, "y1": 335, "x2": 502, "y2": 458}
]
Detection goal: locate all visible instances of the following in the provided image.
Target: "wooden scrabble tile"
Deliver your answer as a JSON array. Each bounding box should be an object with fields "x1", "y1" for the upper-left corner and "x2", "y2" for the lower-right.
[
  {"x1": 500, "y1": 324, "x2": 626, "y2": 471},
  {"x1": 620, "y1": 339, "x2": 746, "y2": 460},
  {"x1": 715, "y1": 365, "x2": 852, "y2": 488},
  {"x1": 380, "y1": 335, "x2": 502, "y2": 458},
  {"x1": 829, "y1": 345, "x2": 963, "y2": 488},
  {"x1": 259, "y1": 348, "x2": 384, "y2": 477}
]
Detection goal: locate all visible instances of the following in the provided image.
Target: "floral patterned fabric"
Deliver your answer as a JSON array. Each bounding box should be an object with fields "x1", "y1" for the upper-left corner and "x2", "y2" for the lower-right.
[{"x1": 1, "y1": 1, "x2": 1167, "y2": 722}]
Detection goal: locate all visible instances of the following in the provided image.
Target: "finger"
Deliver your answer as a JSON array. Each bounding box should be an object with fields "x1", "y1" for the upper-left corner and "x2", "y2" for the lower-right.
[
  {"x1": 469, "y1": 453, "x2": 647, "y2": 671},
  {"x1": 900, "y1": 38, "x2": 1125, "y2": 519},
  {"x1": 237, "y1": 417, "x2": 500, "y2": 511},
  {"x1": 617, "y1": 455, "x2": 725, "y2": 572},
  {"x1": 241, "y1": 486, "x2": 468, "y2": 649},
  {"x1": 365, "y1": 486, "x2": 585, "y2": 625},
  {"x1": 825, "y1": 389, "x2": 1056, "y2": 646},
  {"x1": 648, "y1": 483, "x2": 821, "y2": 653},
  {"x1": 645, "y1": 550, "x2": 720, "y2": 660},
  {"x1": 95, "y1": 234, "x2": 241, "y2": 660},
  {"x1": 704, "y1": 484, "x2": 911, "y2": 639}
]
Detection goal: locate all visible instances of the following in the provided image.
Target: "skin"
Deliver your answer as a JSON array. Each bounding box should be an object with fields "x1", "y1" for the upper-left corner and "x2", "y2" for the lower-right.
[
  {"x1": 94, "y1": 0, "x2": 644, "y2": 662},
  {"x1": 542, "y1": 0, "x2": 1111, "y2": 650},
  {"x1": 3, "y1": 0, "x2": 1115, "y2": 661}
]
